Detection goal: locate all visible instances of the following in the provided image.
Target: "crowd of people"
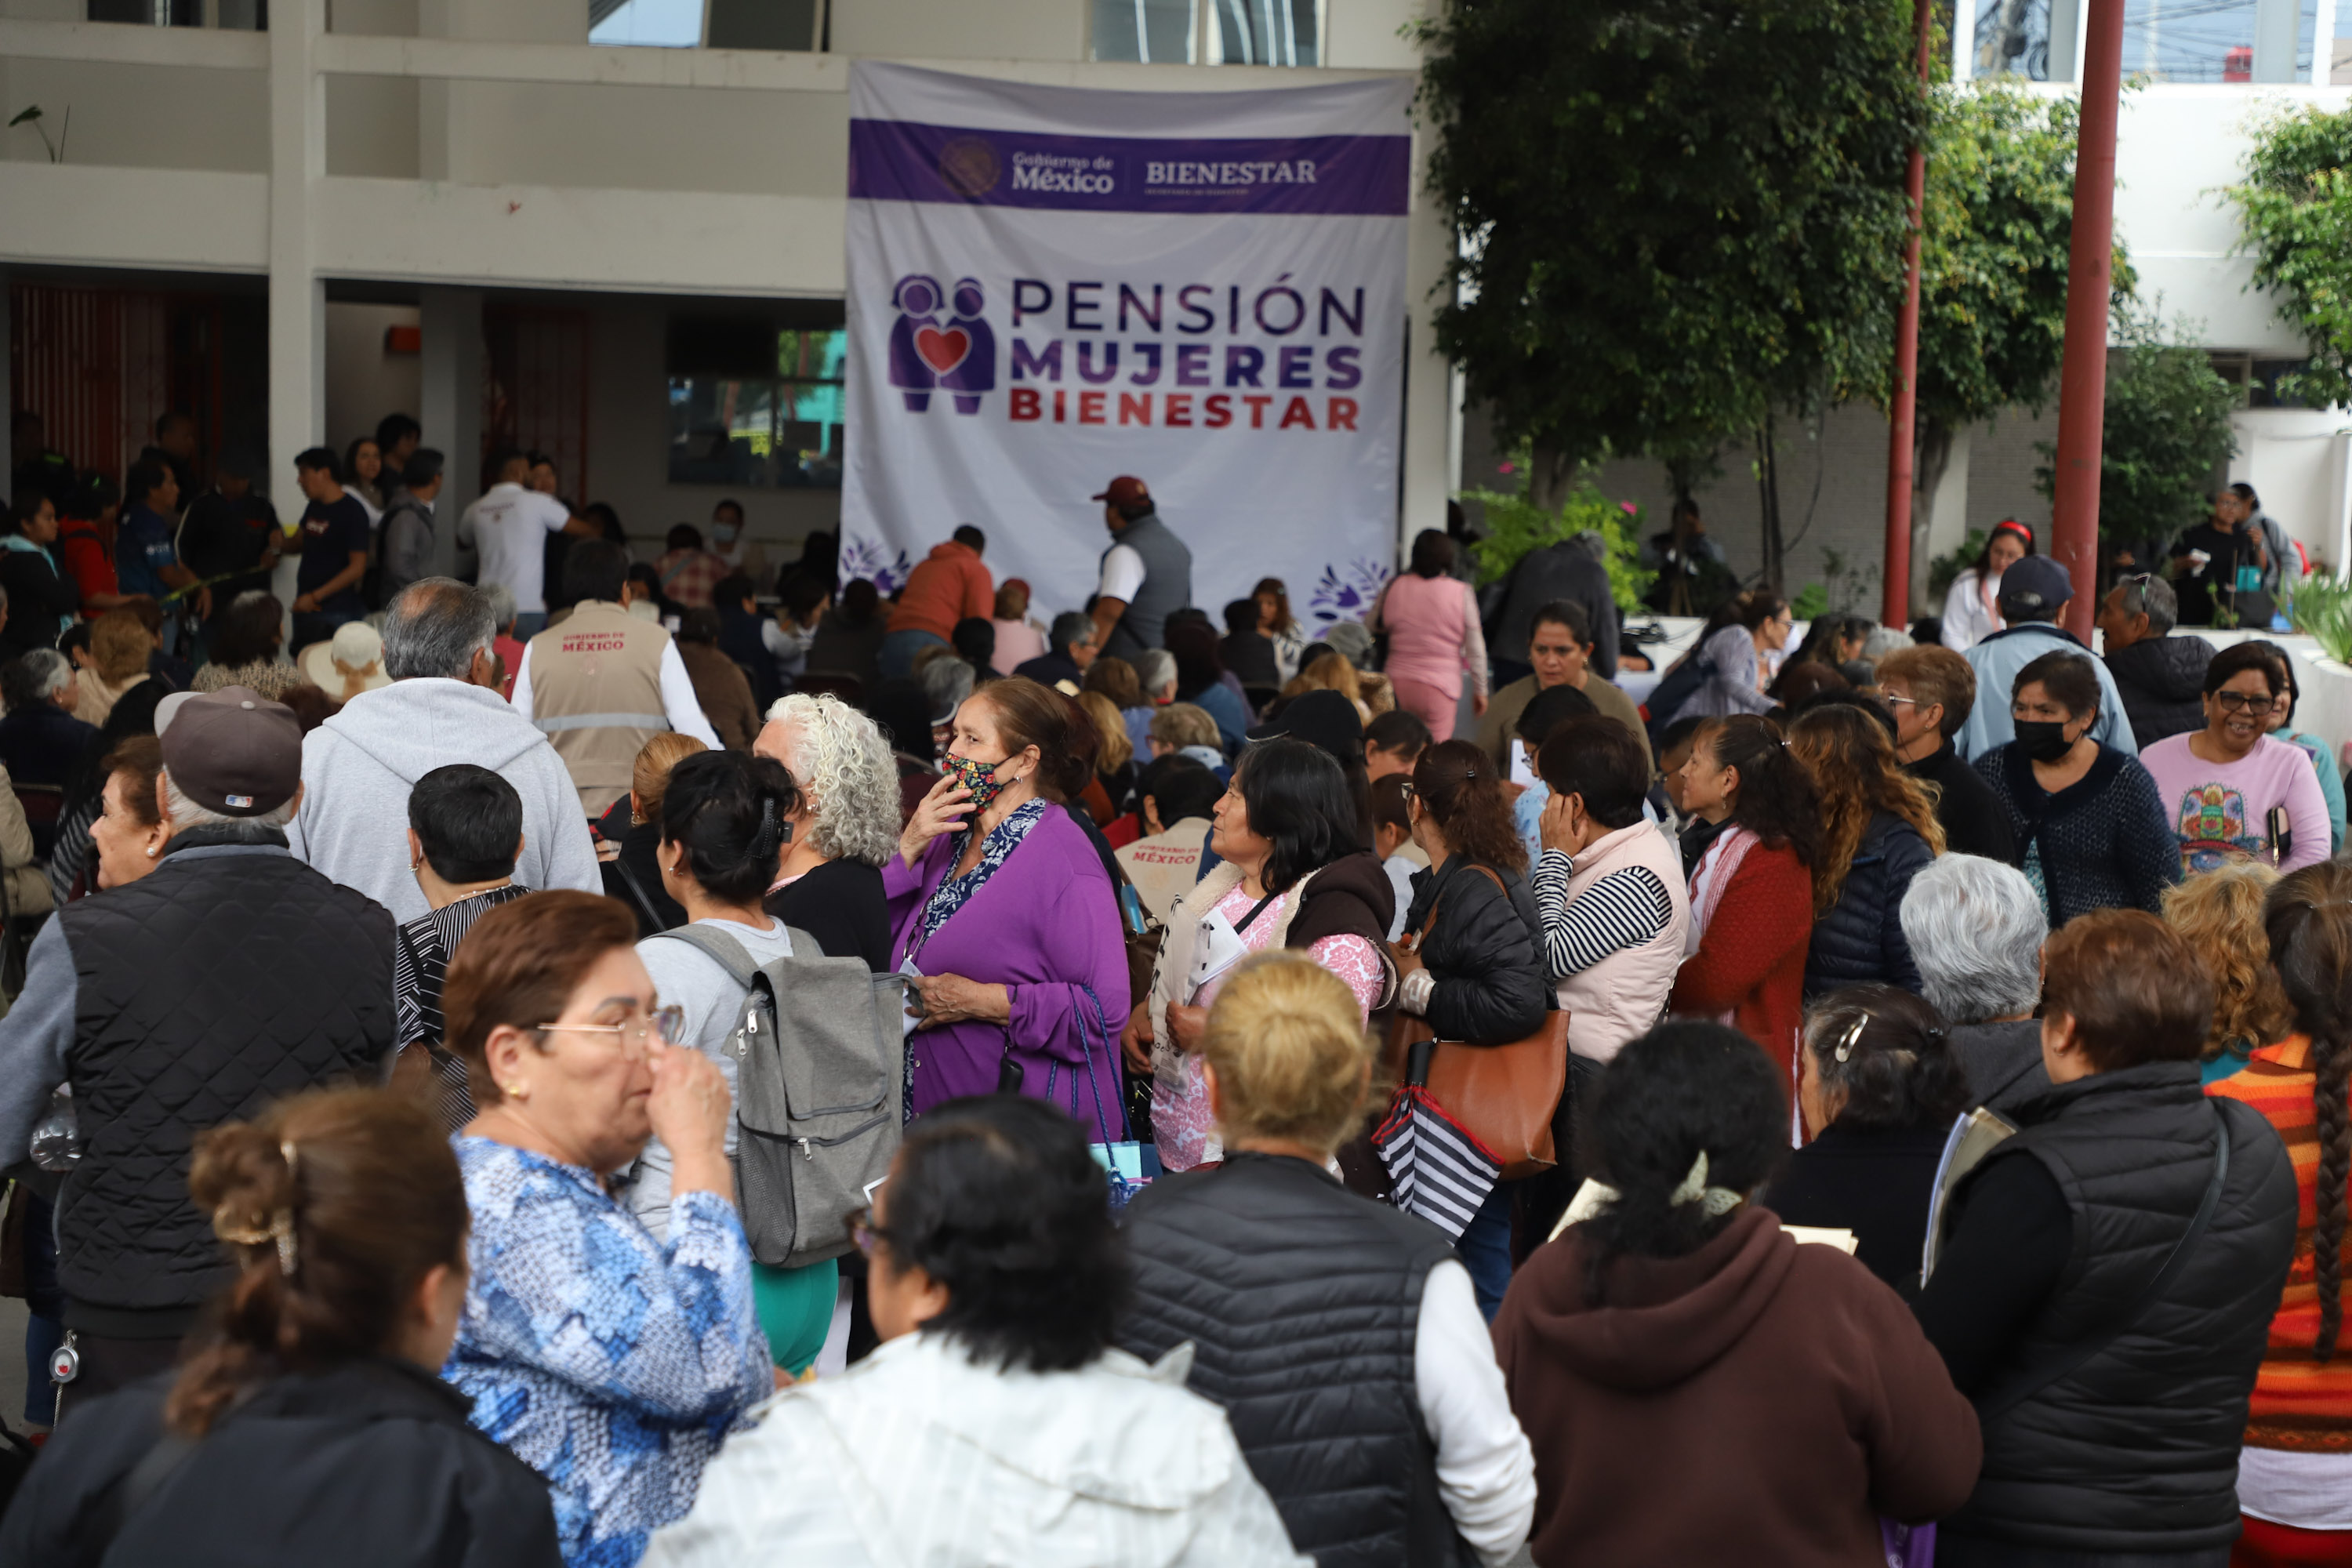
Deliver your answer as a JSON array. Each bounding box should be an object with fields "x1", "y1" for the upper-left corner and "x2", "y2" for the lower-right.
[{"x1": 0, "y1": 418, "x2": 2348, "y2": 1566}]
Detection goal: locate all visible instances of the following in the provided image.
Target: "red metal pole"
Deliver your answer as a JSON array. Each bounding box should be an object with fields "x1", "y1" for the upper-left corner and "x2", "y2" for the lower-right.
[
  {"x1": 2049, "y1": 0, "x2": 2129, "y2": 642},
  {"x1": 1882, "y1": 0, "x2": 1934, "y2": 630}
]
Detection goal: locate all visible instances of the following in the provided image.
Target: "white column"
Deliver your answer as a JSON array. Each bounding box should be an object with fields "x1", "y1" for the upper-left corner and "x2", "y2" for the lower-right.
[
  {"x1": 1399, "y1": 133, "x2": 1453, "y2": 563},
  {"x1": 267, "y1": 0, "x2": 325, "y2": 499},
  {"x1": 2255, "y1": 0, "x2": 2299, "y2": 82},
  {"x1": 418, "y1": 285, "x2": 483, "y2": 579},
  {"x1": 2316, "y1": 0, "x2": 2338, "y2": 84},
  {"x1": 2049, "y1": 0, "x2": 2082, "y2": 82}
]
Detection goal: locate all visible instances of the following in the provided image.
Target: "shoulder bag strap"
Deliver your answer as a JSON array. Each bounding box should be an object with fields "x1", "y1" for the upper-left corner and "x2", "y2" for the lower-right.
[
  {"x1": 82, "y1": 1428, "x2": 199, "y2": 1559},
  {"x1": 609, "y1": 854, "x2": 667, "y2": 933},
  {"x1": 1975, "y1": 1099, "x2": 2232, "y2": 1425},
  {"x1": 646, "y1": 924, "x2": 761, "y2": 988}
]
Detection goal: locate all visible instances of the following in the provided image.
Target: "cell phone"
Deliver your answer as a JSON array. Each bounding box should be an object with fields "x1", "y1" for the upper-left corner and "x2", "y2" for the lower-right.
[{"x1": 2268, "y1": 806, "x2": 2292, "y2": 866}]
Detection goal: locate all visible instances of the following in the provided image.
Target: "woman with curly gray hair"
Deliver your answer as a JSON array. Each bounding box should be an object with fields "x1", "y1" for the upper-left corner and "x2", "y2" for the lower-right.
[{"x1": 756, "y1": 691, "x2": 899, "y2": 970}]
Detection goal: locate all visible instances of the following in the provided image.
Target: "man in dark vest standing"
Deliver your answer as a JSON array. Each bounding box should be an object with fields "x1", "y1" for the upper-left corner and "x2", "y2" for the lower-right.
[
  {"x1": 1088, "y1": 474, "x2": 1192, "y2": 663},
  {"x1": 0, "y1": 686, "x2": 395, "y2": 1412}
]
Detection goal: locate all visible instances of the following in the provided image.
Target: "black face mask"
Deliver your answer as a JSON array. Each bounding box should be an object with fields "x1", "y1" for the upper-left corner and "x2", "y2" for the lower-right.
[{"x1": 2013, "y1": 719, "x2": 2075, "y2": 762}]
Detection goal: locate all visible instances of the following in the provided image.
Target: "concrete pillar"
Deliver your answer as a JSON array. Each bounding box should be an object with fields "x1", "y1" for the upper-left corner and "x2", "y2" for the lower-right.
[
  {"x1": 2049, "y1": 0, "x2": 2081, "y2": 82},
  {"x1": 2254, "y1": 0, "x2": 2300, "y2": 83},
  {"x1": 267, "y1": 0, "x2": 325, "y2": 501},
  {"x1": 418, "y1": 285, "x2": 483, "y2": 578},
  {"x1": 1399, "y1": 136, "x2": 1453, "y2": 563}
]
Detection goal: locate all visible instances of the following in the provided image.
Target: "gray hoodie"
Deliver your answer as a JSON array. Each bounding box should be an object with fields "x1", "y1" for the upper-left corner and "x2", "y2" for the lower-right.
[{"x1": 287, "y1": 677, "x2": 602, "y2": 924}]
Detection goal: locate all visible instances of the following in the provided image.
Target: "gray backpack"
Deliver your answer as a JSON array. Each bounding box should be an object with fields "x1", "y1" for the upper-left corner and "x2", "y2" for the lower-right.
[{"x1": 650, "y1": 925, "x2": 906, "y2": 1268}]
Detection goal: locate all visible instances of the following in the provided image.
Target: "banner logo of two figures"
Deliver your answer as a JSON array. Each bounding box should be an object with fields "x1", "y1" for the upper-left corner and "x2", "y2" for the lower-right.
[{"x1": 889, "y1": 274, "x2": 995, "y2": 413}]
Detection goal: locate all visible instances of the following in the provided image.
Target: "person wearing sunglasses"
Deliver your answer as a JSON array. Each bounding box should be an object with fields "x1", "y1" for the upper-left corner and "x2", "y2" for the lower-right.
[
  {"x1": 441, "y1": 890, "x2": 771, "y2": 1568},
  {"x1": 2095, "y1": 572, "x2": 2212, "y2": 750},
  {"x1": 2138, "y1": 641, "x2": 2329, "y2": 877}
]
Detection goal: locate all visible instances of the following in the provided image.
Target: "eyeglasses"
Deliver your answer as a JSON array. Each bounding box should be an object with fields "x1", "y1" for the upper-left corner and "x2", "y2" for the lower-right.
[
  {"x1": 2212, "y1": 691, "x2": 2280, "y2": 715},
  {"x1": 1883, "y1": 695, "x2": 1918, "y2": 709},
  {"x1": 536, "y1": 1004, "x2": 686, "y2": 1054},
  {"x1": 1396, "y1": 782, "x2": 1416, "y2": 802}
]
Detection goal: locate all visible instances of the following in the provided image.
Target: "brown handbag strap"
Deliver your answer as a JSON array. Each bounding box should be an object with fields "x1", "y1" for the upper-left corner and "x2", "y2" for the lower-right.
[{"x1": 1406, "y1": 860, "x2": 1509, "y2": 947}]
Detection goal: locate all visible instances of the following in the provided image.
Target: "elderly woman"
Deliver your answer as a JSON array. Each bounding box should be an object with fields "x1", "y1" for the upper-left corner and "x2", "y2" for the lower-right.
[
  {"x1": 2140, "y1": 641, "x2": 2330, "y2": 875},
  {"x1": 1896, "y1": 854, "x2": 2050, "y2": 1113},
  {"x1": 2161, "y1": 862, "x2": 2292, "y2": 1087},
  {"x1": 1764, "y1": 985, "x2": 1973, "y2": 1298},
  {"x1": 755, "y1": 692, "x2": 898, "y2": 971},
  {"x1": 1914, "y1": 909, "x2": 2298, "y2": 1566},
  {"x1": 641, "y1": 1094, "x2": 1310, "y2": 1567},
  {"x1": 72, "y1": 610, "x2": 152, "y2": 728},
  {"x1": 193, "y1": 591, "x2": 305, "y2": 700},
  {"x1": 0, "y1": 1088, "x2": 562, "y2": 1566},
  {"x1": 1494, "y1": 1022, "x2": 1980, "y2": 1563},
  {"x1": 1120, "y1": 953, "x2": 1535, "y2": 1567},
  {"x1": 1973, "y1": 650, "x2": 2178, "y2": 927},
  {"x1": 44, "y1": 681, "x2": 165, "y2": 905},
  {"x1": 1139, "y1": 739, "x2": 1395, "y2": 1173},
  {"x1": 888, "y1": 677, "x2": 1131, "y2": 1119},
  {"x1": 1664, "y1": 592, "x2": 1790, "y2": 725},
  {"x1": 442, "y1": 891, "x2": 771, "y2": 1568}
]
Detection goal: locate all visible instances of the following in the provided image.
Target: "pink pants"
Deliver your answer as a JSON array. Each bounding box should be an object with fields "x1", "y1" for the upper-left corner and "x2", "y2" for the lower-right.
[{"x1": 1389, "y1": 675, "x2": 1465, "y2": 742}]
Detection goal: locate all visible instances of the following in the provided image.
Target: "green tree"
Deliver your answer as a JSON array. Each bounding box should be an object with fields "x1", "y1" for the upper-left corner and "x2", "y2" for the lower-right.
[
  {"x1": 1901, "y1": 82, "x2": 2081, "y2": 608},
  {"x1": 2231, "y1": 103, "x2": 2352, "y2": 409},
  {"x1": 1418, "y1": 0, "x2": 1922, "y2": 587},
  {"x1": 2034, "y1": 300, "x2": 2238, "y2": 558}
]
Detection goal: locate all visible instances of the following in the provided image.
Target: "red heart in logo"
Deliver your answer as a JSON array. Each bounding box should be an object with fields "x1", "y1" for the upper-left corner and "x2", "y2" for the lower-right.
[{"x1": 914, "y1": 326, "x2": 971, "y2": 375}]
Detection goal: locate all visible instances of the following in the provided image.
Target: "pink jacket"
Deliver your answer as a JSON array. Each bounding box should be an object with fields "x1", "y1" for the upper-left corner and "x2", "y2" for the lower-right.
[{"x1": 1375, "y1": 573, "x2": 1488, "y2": 700}]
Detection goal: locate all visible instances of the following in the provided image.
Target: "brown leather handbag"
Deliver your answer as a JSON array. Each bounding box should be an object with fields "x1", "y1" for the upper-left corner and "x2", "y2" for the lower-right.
[{"x1": 1388, "y1": 863, "x2": 1569, "y2": 1179}]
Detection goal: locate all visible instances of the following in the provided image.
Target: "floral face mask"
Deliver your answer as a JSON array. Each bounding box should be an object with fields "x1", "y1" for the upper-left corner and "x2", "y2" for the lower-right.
[{"x1": 944, "y1": 752, "x2": 1013, "y2": 812}]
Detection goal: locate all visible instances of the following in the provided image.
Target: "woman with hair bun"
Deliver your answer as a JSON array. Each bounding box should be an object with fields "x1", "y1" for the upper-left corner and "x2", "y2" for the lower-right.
[
  {"x1": 1120, "y1": 952, "x2": 1537, "y2": 1568},
  {"x1": 1493, "y1": 1022, "x2": 1980, "y2": 1565},
  {"x1": 1667, "y1": 715, "x2": 1820, "y2": 1076},
  {"x1": 1763, "y1": 985, "x2": 1973, "y2": 1298},
  {"x1": 0, "y1": 1087, "x2": 562, "y2": 1566},
  {"x1": 2209, "y1": 861, "x2": 2352, "y2": 1562},
  {"x1": 887, "y1": 677, "x2": 1131, "y2": 1120}
]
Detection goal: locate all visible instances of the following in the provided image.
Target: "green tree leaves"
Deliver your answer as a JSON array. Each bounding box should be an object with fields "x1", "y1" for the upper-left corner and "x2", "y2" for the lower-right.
[{"x1": 2232, "y1": 103, "x2": 2352, "y2": 409}]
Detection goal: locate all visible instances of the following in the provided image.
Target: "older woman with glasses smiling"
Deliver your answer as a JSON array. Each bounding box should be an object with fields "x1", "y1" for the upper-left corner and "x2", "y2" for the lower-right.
[
  {"x1": 441, "y1": 889, "x2": 772, "y2": 1568},
  {"x1": 2138, "y1": 641, "x2": 2329, "y2": 877}
]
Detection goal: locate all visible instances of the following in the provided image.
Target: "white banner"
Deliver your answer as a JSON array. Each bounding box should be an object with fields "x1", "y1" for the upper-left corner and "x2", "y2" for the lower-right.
[{"x1": 839, "y1": 63, "x2": 1410, "y2": 640}]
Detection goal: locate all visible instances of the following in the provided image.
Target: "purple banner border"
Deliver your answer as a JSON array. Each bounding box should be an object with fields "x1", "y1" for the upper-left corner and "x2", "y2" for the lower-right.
[{"x1": 849, "y1": 118, "x2": 1409, "y2": 217}]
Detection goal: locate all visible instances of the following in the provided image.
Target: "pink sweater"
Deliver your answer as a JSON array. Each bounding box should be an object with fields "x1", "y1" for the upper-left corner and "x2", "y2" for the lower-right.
[
  {"x1": 2138, "y1": 732, "x2": 2330, "y2": 875},
  {"x1": 1375, "y1": 572, "x2": 1488, "y2": 699}
]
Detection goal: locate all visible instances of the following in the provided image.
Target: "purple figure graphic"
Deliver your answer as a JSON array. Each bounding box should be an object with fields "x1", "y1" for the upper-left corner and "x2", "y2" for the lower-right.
[
  {"x1": 887, "y1": 274, "x2": 944, "y2": 412},
  {"x1": 938, "y1": 277, "x2": 996, "y2": 415}
]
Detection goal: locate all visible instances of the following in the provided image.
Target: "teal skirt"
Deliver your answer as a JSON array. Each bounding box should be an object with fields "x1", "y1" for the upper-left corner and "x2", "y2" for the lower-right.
[{"x1": 751, "y1": 1258, "x2": 839, "y2": 1375}]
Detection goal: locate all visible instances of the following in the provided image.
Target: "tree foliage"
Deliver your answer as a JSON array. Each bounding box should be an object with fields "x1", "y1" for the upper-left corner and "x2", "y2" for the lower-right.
[
  {"x1": 1417, "y1": 0, "x2": 1923, "y2": 480},
  {"x1": 2232, "y1": 103, "x2": 2352, "y2": 409},
  {"x1": 2034, "y1": 301, "x2": 2238, "y2": 545},
  {"x1": 1461, "y1": 477, "x2": 1657, "y2": 612}
]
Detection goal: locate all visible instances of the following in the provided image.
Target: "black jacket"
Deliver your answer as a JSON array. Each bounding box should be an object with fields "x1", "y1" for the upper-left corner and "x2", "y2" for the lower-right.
[
  {"x1": 1402, "y1": 856, "x2": 1550, "y2": 1046},
  {"x1": 0, "y1": 702, "x2": 99, "y2": 793},
  {"x1": 1761, "y1": 1121, "x2": 1947, "y2": 1300},
  {"x1": 1902, "y1": 743, "x2": 2015, "y2": 866},
  {"x1": 1117, "y1": 1152, "x2": 1468, "y2": 1568},
  {"x1": 1803, "y1": 812, "x2": 1933, "y2": 1001},
  {"x1": 54, "y1": 835, "x2": 394, "y2": 1331},
  {"x1": 1938, "y1": 1062, "x2": 2297, "y2": 1555},
  {"x1": 2105, "y1": 635, "x2": 2213, "y2": 751},
  {"x1": 764, "y1": 855, "x2": 894, "y2": 971},
  {"x1": 0, "y1": 1357, "x2": 562, "y2": 1568},
  {"x1": 0, "y1": 543, "x2": 79, "y2": 662},
  {"x1": 595, "y1": 800, "x2": 685, "y2": 936}
]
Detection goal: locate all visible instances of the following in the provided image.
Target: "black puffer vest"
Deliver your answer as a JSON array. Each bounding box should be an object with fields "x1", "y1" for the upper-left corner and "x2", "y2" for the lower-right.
[
  {"x1": 1951, "y1": 1061, "x2": 2296, "y2": 1554},
  {"x1": 1117, "y1": 1152, "x2": 1471, "y2": 1568},
  {"x1": 56, "y1": 836, "x2": 395, "y2": 1330}
]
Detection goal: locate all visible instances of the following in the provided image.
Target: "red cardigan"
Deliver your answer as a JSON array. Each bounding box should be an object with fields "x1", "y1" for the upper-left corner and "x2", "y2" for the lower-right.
[{"x1": 1668, "y1": 840, "x2": 1812, "y2": 1081}]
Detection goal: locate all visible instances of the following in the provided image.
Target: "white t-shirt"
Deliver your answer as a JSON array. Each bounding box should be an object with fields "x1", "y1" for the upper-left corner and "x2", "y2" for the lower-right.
[
  {"x1": 1098, "y1": 542, "x2": 1146, "y2": 604},
  {"x1": 458, "y1": 482, "x2": 572, "y2": 613},
  {"x1": 626, "y1": 916, "x2": 795, "y2": 1239}
]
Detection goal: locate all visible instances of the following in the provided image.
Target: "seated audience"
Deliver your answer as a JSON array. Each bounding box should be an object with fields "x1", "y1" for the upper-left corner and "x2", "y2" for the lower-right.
[
  {"x1": 987, "y1": 579, "x2": 1047, "y2": 677},
  {"x1": 1076, "y1": 690, "x2": 1138, "y2": 827},
  {"x1": 640, "y1": 1094, "x2": 1312, "y2": 1568},
  {"x1": 1218, "y1": 596, "x2": 1280, "y2": 697},
  {"x1": 393, "y1": 764, "x2": 532, "y2": 1131},
  {"x1": 1913, "y1": 909, "x2": 2298, "y2": 1567},
  {"x1": 1875, "y1": 644, "x2": 2016, "y2": 864},
  {"x1": 1765, "y1": 985, "x2": 1973, "y2": 1298},
  {"x1": 1664, "y1": 593, "x2": 1789, "y2": 726},
  {"x1": 755, "y1": 692, "x2": 898, "y2": 971},
  {"x1": 673, "y1": 607, "x2": 760, "y2": 751},
  {"x1": 1120, "y1": 953, "x2": 1536, "y2": 1566},
  {"x1": 442, "y1": 891, "x2": 772, "y2": 1567},
  {"x1": 1149, "y1": 701, "x2": 1226, "y2": 773},
  {"x1": 1114, "y1": 754, "x2": 1222, "y2": 924},
  {"x1": 1364, "y1": 706, "x2": 1432, "y2": 784},
  {"x1": 0, "y1": 648, "x2": 97, "y2": 793},
  {"x1": 1011, "y1": 610, "x2": 1096, "y2": 694},
  {"x1": 1168, "y1": 619, "x2": 1251, "y2": 754},
  {"x1": 599, "y1": 731, "x2": 707, "y2": 938},
  {"x1": 1494, "y1": 1022, "x2": 1980, "y2": 1565},
  {"x1": 42, "y1": 681, "x2": 164, "y2": 906},
  {"x1": 72, "y1": 610, "x2": 152, "y2": 728},
  {"x1": 0, "y1": 1088, "x2": 562, "y2": 1567},
  {"x1": 1898, "y1": 854, "x2": 2052, "y2": 1113},
  {"x1": 804, "y1": 576, "x2": 886, "y2": 694},
  {"x1": 192, "y1": 591, "x2": 306, "y2": 702}
]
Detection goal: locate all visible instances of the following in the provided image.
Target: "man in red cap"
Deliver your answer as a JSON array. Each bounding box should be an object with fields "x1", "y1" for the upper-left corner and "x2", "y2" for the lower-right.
[{"x1": 1088, "y1": 476, "x2": 1193, "y2": 663}]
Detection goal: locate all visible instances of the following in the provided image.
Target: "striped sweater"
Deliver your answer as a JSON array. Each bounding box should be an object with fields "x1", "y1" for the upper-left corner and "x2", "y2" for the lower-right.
[{"x1": 2208, "y1": 1034, "x2": 2352, "y2": 1453}]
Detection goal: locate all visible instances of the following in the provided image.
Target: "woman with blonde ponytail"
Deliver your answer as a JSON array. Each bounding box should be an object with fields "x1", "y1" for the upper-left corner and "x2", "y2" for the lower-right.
[
  {"x1": 1117, "y1": 952, "x2": 1536, "y2": 1568},
  {"x1": 2210, "y1": 861, "x2": 2352, "y2": 1564},
  {"x1": 0, "y1": 1087, "x2": 561, "y2": 1566}
]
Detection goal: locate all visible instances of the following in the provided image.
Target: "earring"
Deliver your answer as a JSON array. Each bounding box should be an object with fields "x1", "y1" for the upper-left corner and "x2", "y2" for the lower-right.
[
  {"x1": 503, "y1": 1081, "x2": 529, "y2": 1101},
  {"x1": 144, "y1": 845, "x2": 158, "y2": 858}
]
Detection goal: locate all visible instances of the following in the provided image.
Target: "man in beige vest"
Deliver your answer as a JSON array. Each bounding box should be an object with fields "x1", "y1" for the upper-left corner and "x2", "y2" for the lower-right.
[{"x1": 509, "y1": 540, "x2": 720, "y2": 817}]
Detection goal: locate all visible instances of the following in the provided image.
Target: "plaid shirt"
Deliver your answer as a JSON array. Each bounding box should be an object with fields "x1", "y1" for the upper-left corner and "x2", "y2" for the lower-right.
[{"x1": 655, "y1": 547, "x2": 727, "y2": 608}]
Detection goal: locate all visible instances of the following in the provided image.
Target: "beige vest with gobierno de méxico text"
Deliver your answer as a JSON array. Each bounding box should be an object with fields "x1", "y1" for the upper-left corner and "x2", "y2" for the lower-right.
[{"x1": 524, "y1": 600, "x2": 673, "y2": 818}]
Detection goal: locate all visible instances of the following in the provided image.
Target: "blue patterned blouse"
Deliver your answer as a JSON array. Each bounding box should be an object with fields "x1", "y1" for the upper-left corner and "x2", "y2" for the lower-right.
[{"x1": 446, "y1": 1136, "x2": 772, "y2": 1568}]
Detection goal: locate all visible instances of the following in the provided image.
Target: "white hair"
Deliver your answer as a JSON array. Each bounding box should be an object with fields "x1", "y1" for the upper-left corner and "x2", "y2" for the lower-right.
[
  {"x1": 1135, "y1": 648, "x2": 1177, "y2": 696},
  {"x1": 761, "y1": 693, "x2": 900, "y2": 867},
  {"x1": 162, "y1": 769, "x2": 298, "y2": 837},
  {"x1": 1899, "y1": 854, "x2": 2046, "y2": 1024}
]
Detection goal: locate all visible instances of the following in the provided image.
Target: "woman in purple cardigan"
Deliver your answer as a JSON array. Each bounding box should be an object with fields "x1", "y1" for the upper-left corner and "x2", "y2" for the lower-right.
[{"x1": 886, "y1": 676, "x2": 1132, "y2": 1122}]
